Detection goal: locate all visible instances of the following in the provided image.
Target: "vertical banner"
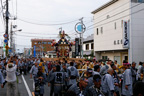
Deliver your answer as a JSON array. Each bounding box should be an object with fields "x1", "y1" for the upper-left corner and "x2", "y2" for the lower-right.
[
  {"x1": 34, "y1": 45, "x2": 36, "y2": 57},
  {"x1": 75, "y1": 38, "x2": 79, "y2": 56},
  {"x1": 123, "y1": 21, "x2": 129, "y2": 48}
]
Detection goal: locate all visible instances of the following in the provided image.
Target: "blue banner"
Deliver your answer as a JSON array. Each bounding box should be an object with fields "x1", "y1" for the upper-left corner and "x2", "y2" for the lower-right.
[{"x1": 34, "y1": 45, "x2": 36, "y2": 57}]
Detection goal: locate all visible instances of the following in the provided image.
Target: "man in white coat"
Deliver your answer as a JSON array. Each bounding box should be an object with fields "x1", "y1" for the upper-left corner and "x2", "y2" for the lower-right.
[
  {"x1": 6, "y1": 57, "x2": 18, "y2": 96},
  {"x1": 122, "y1": 63, "x2": 133, "y2": 96}
]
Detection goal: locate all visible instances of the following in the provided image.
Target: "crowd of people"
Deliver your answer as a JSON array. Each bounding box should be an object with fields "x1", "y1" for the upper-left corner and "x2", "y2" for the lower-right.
[{"x1": 0, "y1": 55, "x2": 144, "y2": 96}]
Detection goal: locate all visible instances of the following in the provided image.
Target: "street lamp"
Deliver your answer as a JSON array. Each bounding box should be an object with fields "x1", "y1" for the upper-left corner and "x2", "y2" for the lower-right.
[{"x1": 10, "y1": 29, "x2": 22, "y2": 55}]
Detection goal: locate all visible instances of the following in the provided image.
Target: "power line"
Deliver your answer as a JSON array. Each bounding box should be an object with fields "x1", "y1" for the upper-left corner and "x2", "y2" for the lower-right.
[
  {"x1": 87, "y1": 6, "x2": 144, "y2": 31},
  {"x1": 16, "y1": 31, "x2": 77, "y2": 36},
  {"x1": 17, "y1": 18, "x2": 79, "y2": 26},
  {"x1": 92, "y1": 1, "x2": 130, "y2": 21},
  {"x1": 88, "y1": 3, "x2": 142, "y2": 28}
]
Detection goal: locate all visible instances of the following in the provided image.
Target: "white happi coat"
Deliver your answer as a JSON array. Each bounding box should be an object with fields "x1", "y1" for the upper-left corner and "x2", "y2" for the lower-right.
[
  {"x1": 101, "y1": 74, "x2": 115, "y2": 96},
  {"x1": 122, "y1": 68, "x2": 133, "y2": 96}
]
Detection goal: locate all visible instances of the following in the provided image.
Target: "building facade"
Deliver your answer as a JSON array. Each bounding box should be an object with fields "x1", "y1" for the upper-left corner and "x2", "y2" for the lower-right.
[
  {"x1": 92, "y1": 0, "x2": 144, "y2": 65},
  {"x1": 31, "y1": 39, "x2": 55, "y2": 57},
  {"x1": 83, "y1": 34, "x2": 94, "y2": 59}
]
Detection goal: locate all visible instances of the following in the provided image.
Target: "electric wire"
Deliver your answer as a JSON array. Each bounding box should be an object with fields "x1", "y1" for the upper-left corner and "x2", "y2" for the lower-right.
[
  {"x1": 87, "y1": 6, "x2": 144, "y2": 31},
  {"x1": 88, "y1": 2, "x2": 143, "y2": 28},
  {"x1": 92, "y1": 1, "x2": 130, "y2": 20},
  {"x1": 17, "y1": 18, "x2": 79, "y2": 26}
]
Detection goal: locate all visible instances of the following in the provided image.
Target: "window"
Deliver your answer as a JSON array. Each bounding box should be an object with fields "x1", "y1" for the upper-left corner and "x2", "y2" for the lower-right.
[
  {"x1": 97, "y1": 28, "x2": 99, "y2": 35},
  {"x1": 121, "y1": 39, "x2": 123, "y2": 44},
  {"x1": 91, "y1": 43, "x2": 94, "y2": 49},
  {"x1": 102, "y1": 56, "x2": 108, "y2": 60},
  {"x1": 101, "y1": 27, "x2": 103, "y2": 34},
  {"x1": 48, "y1": 42, "x2": 51, "y2": 44},
  {"x1": 114, "y1": 40, "x2": 116, "y2": 45},
  {"x1": 43, "y1": 42, "x2": 47, "y2": 44},
  {"x1": 86, "y1": 44, "x2": 89, "y2": 50},
  {"x1": 117, "y1": 40, "x2": 119, "y2": 44},
  {"x1": 115, "y1": 22, "x2": 116, "y2": 30},
  {"x1": 107, "y1": 15, "x2": 110, "y2": 19},
  {"x1": 38, "y1": 42, "x2": 41, "y2": 44},
  {"x1": 34, "y1": 42, "x2": 37, "y2": 44}
]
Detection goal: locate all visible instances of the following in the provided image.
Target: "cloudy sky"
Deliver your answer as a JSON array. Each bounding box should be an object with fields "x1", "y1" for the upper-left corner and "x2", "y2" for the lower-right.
[{"x1": 0, "y1": 0, "x2": 110, "y2": 52}]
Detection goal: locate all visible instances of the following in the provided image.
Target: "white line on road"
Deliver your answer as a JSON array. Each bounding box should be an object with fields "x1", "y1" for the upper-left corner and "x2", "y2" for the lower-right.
[{"x1": 21, "y1": 75, "x2": 32, "y2": 96}]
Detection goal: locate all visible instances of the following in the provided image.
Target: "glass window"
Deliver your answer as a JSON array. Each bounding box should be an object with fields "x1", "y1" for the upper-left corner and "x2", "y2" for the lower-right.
[
  {"x1": 102, "y1": 56, "x2": 108, "y2": 60},
  {"x1": 115, "y1": 22, "x2": 116, "y2": 30},
  {"x1": 43, "y1": 42, "x2": 47, "y2": 44},
  {"x1": 114, "y1": 40, "x2": 116, "y2": 45},
  {"x1": 86, "y1": 44, "x2": 89, "y2": 50},
  {"x1": 107, "y1": 15, "x2": 110, "y2": 19},
  {"x1": 97, "y1": 28, "x2": 98, "y2": 35},
  {"x1": 91, "y1": 43, "x2": 94, "y2": 49},
  {"x1": 48, "y1": 42, "x2": 51, "y2": 44},
  {"x1": 117, "y1": 40, "x2": 119, "y2": 44},
  {"x1": 101, "y1": 27, "x2": 103, "y2": 34},
  {"x1": 38, "y1": 42, "x2": 41, "y2": 44},
  {"x1": 121, "y1": 39, "x2": 123, "y2": 44}
]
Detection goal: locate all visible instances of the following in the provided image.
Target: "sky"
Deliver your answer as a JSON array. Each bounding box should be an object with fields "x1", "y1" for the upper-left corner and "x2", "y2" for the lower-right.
[{"x1": 0, "y1": 0, "x2": 110, "y2": 53}]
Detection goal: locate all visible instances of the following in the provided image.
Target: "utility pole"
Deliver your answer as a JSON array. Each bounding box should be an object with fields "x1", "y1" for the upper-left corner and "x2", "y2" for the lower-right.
[
  {"x1": 5, "y1": 0, "x2": 9, "y2": 57},
  {"x1": 10, "y1": 23, "x2": 13, "y2": 51},
  {"x1": 79, "y1": 17, "x2": 84, "y2": 59}
]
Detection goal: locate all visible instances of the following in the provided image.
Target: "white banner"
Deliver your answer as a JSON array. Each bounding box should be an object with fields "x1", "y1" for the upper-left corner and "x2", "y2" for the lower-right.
[{"x1": 123, "y1": 21, "x2": 129, "y2": 48}]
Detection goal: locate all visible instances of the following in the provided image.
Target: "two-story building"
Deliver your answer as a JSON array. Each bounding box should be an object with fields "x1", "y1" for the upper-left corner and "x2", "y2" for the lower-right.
[
  {"x1": 92, "y1": 0, "x2": 144, "y2": 65},
  {"x1": 83, "y1": 34, "x2": 94, "y2": 59},
  {"x1": 31, "y1": 39, "x2": 55, "y2": 57}
]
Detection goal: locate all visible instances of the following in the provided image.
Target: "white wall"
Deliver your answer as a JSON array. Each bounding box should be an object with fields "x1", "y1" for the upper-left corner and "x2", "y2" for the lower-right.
[
  {"x1": 130, "y1": 2, "x2": 144, "y2": 63},
  {"x1": 93, "y1": 0, "x2": 130, "y2": 52}
]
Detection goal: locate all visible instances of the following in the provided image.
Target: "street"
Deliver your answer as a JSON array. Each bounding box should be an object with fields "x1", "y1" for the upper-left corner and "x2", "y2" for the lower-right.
[{"x1": 0, "y1": 74, "x2": 50, "y2": 96}]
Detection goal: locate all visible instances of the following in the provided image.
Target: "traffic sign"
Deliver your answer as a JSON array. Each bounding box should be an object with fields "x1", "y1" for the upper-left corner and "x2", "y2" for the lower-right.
[
  {"x1": 75, "y1": 22, "x2": 86, "y2": 34},
  {"x1": 4, "y1": 39, "x2": 8, "y2": 44},
  {"x1": 3, "y1": 34, "x2": 8, "y2": 38}
]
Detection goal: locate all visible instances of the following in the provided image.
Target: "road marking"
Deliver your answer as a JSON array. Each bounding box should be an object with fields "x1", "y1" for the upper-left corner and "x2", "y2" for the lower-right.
[{"x1": 21, "y1": 75, "x2": 32, "y2": 96}]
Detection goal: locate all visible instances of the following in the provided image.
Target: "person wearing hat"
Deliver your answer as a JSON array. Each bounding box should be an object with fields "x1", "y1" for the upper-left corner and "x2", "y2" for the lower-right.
[
  {"x1": 30, "y1": 62, "x2": 39, "y2": 90},
  {"x1": 121, "y1": 63, "x2": 133, "y2": 96},
  {"x1": 6, "y1": 57, "x2": 18, "y2": 96},
  {"x1": 88, "y1": 74, "x2": 105, "y2": 96},
  {"x1": 68, "y1": 77, "x2": 88, "y2": 96},
  {"x1": 48, "y1": 64, "x2": 56, "y2": 96},
  {"x1": 101, "y1": 68, "x2": 117, "y2": 96},
  {"x1": 34, "y1": 66, "x2": 46, "y2": 96}
]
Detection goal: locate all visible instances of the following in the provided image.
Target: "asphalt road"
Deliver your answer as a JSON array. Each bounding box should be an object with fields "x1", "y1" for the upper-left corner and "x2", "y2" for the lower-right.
[{"x1": 0, "y1": 73, "x2": 50, "y2": 96}]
